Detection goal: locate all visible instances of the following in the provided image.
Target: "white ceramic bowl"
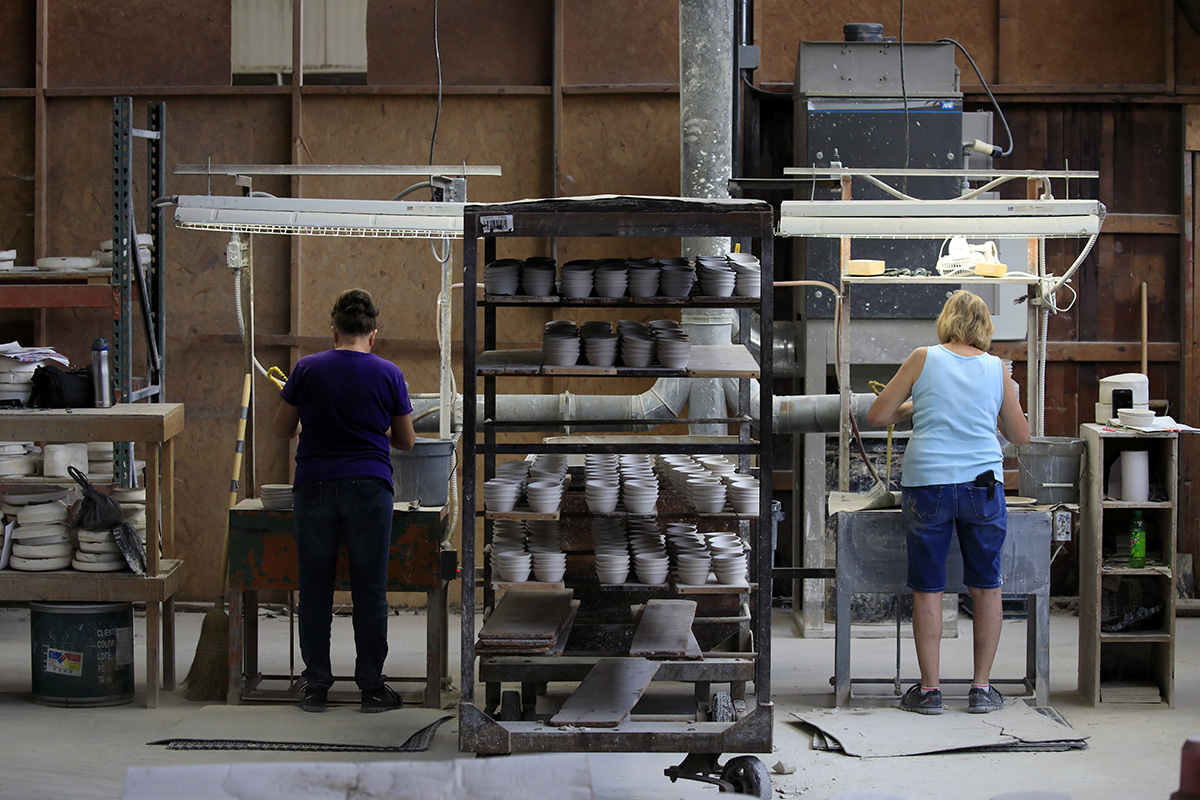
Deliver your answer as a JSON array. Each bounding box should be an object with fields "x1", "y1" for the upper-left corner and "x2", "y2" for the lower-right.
[{"x1": 1118, "y1": 407, "x2": 1156, "y2": 426}]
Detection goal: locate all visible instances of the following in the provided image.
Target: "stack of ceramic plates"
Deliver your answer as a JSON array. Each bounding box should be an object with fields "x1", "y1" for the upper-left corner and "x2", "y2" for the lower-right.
[
  {"x1": 87, "y1": 441, "x2": 116, "y2": 482},
  {"x1": 36, "y1": 256, "x2": 100, "y2": 272},
  {"x1": 96, "y1": 234, "x2": 152, "y2": 270},
  {"x1": 0, "y1": 248, "x2": 13, "y2": 271},
  {"x1": 3, "y1": 487, "x2": 72, "y2": 571},
  {"x1": 483, "y1": 259, "x2": 522, "y2": 295},
  {"x1": 559, "y1": 260, "x2": 594, "y2": 298},
  {"x1": 42, "y1": 443, "x2": 87, "y2": 478},
  {"x1": 0, "y1": 441, "x2": 37, "y2": 478},
  {"x1": 520, "y1": 257, "x2": 557, "y2": 296},
  {"x1": 73, "y1": 525, "x2": 129, "y2": 572},
  {"x1": 0, "y1": 359, "x2": 43, "y2": 406},
  {"x1": 260, "y1": 484, "x2": 293, "y2": 510}
]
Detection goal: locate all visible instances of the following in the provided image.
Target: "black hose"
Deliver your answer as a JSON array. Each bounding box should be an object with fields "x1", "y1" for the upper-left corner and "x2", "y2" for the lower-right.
[{"x1": 936, "y1": 37, "x2": 1014, "y2": 158}]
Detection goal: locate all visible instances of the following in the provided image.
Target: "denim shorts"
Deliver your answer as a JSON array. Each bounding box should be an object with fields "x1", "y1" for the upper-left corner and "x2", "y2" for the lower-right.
[{"x1": 902, "y1": 481, "x2": 1006, "y2": 593}]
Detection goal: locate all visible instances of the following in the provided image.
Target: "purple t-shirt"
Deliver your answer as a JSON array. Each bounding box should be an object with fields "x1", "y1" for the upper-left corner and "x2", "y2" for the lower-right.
[{"x1": 279, "y1": 349, "x2": 413, "y2": 488}]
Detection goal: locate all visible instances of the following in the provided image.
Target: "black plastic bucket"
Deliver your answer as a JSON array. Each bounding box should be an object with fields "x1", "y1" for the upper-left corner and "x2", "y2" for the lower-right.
[{"x1": 29, "y1": 601, "x2": 134, "y2": 707}]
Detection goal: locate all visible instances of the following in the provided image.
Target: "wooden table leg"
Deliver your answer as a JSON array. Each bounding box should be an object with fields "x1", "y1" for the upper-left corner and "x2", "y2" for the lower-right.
[
  {"x1": 145, "y1": 601, "x2": 161, "y2": 708},
  {"x1": 228, "y1": 587, "x2": 244, "y2": 705},
  {"x1": 163, "y1": 596, "x2": 176, "y2": 691}
]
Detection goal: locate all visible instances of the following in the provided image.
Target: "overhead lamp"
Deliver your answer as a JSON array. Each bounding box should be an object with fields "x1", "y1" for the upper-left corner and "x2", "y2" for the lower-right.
[
  {"x1": 777, "y1": 198, "x2": 1105, "y2": 239},
  {"x1": 173, "y1": 195, "x2": 466, "y2": 239}
]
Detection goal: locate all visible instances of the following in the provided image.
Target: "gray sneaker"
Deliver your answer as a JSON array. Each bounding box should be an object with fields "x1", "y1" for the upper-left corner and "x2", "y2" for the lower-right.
[
  {"x1": 899, "y1": 684, "x2": 943, "y2": 715},
  {"x1": 968, "y1": 685, "x2": 1004, "y2": 713}
]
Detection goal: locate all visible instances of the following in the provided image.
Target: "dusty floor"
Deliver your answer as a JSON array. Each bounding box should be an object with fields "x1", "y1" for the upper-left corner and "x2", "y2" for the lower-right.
[{"x1": 0, "y1": 604, "x2": 1194, "y2": 800}]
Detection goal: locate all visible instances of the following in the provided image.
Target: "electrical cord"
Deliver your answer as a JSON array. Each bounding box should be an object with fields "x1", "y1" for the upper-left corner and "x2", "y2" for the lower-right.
[
  {"x1": 429, "y1": 0, "x2": 443, "y2": 167},
  {"x1": 740, "y1": 75, "x2": 791, "y2": 97},
  {"x1": 392, "y1": 181, "x2": 433, "y2": 201},
  {"x1": 936, "y1": 37, "x2": 1014, "y2": 158}
]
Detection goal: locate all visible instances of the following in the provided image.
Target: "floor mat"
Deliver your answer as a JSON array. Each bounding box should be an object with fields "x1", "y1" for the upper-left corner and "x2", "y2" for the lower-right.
[
  {"x1": 148, "y1": 705, "x2": 453, "y2": 752},
  {"x1": 791, "y1": 701, "x2": 1088, "y2": 758}
]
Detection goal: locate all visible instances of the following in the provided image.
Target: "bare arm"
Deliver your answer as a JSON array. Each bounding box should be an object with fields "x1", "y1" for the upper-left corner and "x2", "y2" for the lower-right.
[
  {"x1": 389, "y1": 413, "x2": 416, "y2": 451},
  {"x1": 997, "y1": 372, "x2": 1031, "y2": 446},
  {"x1": 271, "y1": 400, "x2": 300, "y2": 439},
  {"x1": 867, "y1": 348, "x2": 927, "y2": 427}
]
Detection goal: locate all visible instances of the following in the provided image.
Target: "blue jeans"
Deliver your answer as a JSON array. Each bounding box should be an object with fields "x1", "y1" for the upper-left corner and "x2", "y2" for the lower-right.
[
  {"x1": 293, "y1": 477, "x2": 393, "y2": 691},
  {"x1": 902, "y1": 482, "x2": 1006, "y2": 593}
]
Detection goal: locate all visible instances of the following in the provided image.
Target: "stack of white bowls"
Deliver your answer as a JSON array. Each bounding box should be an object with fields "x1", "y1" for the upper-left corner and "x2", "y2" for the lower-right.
[
  {"x1": 729, "y1": 252, "x2": 762, "y2": 297},
  {"x1": 491, "y1": 518, "x2": 528, "y2": 552},
  {"x1": 559, "y1": 260, "x2": 595, "y2": 298},
  {"x1": 632, "y1": 541, "x2": 669, "y2": 584},
  {"x1": 626, "y1": 260, "x2": 661, "y2": 297},
  {"x1": 260, "y1": 484, "x2": 293, "y2": 510},
  {"x1": 651, "y1": 328, "x2": 691, "y2": 370},
  {"x1": 708, "y1": 533, "x2": 749, "y2": 584},
  {"x1": 524, "y1": 479, "x2": 564, "y2": 513},
  {"x1": 617, "y1": 320, "x2": 655, "y2": 368},
  {"x1": 658, "y1": 264, "x2": 695, "y2": 298},
  {"x1": 593, "y1": 260, "x2": 629, "y2": 298},
  {"x1": 530, "y1": 453, "x2": 568, "y2": 482},
  {"x1": 483, "y1": 477, "x2": 523, "y2": 512},
  {"x1": 696, "y1": 257, "x2": 737, "y2": 297},
  {"x1": 725, "y1": 476, "x2": 759, "y2": 514},
  {"x1": 484, "y1": 259, "x2": 522, "y2": 295},
  {"x1": 542, "y1": 321, "x2": 581, "y2": 367},
  {"x1": 520, "y1": 257, "x2": 557, "y2": 296},
  {"x1": 698, "y1": 455, "x2": 737, "y2": 478},
  {"x1": 582, "y1": 330, "x2": 620, "y2": 367},
  {"x1": 6, "y1": 491, "x2": 73, "y2": 571},
  {"x1": 584, "y1": 454, "x2": 620, "y2": 513},
  {"x1": 686, "y1": 475, "x2": 727, "y2": 514},
  {"x1": 492, "y1": 549, "x2": 533, "y2": 582},
  {"x1": 592, "y1": 518, "x2": 631, "y2": 584}
]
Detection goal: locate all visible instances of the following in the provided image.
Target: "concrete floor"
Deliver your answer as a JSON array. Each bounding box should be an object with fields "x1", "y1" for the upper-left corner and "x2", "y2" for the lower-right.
[{"x1": 0, "y1": 604, "x2": 1194, "y2": 800}]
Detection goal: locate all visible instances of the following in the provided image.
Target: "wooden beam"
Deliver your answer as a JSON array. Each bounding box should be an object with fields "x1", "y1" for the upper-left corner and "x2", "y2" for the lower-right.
[
  {"x1": 1102, "y1": 213, "x2": 1183, "y2": 235},
  {"x1": 991, "y1": 341, "x2": 1181, "y2": 362},
  {"x1": 997, "y1": 0, "x2": 1020, "y2": 86},
  {"x1": 553, "y1": 0, "x2": 564, "y2": 199},
  {"x1": 33, "y1": 0, "x2": 46, "y2": 262},
  {"x1": 1165, "y1": 0, "x2": 1176, "y2": 95},
  {"x1": 1183, "y1": 153, "x2": 1199, "y2": 579},
  {"x1": 1188, "y1": 106, "x2": 1200, "y2": 152}
]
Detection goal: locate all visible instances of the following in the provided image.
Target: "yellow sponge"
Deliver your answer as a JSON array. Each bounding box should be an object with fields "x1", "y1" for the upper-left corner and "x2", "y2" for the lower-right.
[
  {"x1": 847, "y1": 259, "x2": 885, "y2": 276},
  {"x1": 974, "y1": 261, "x2": 1008, "y2": 277}
]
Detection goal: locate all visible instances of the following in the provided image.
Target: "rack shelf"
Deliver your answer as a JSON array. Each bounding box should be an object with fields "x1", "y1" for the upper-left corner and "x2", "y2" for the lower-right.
[
  {"x1": 459, "y1": 195, "x2": 774, "y2": 762},
  {"x1": 1079, "y1": 422, "x2": 1177, "y2": 706}
]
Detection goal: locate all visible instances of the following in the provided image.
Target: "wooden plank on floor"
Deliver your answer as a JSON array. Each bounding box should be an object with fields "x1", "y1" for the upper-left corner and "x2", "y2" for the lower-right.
[
  {"x1": 548, "y1": 657, "x2": 660, "y2": 728},
  {"x1": 629, "y1": 599, "x2": 697, "y2": 659},
  {"x1": 478, "y1": 588, "x2": 575, "y2": 641}
]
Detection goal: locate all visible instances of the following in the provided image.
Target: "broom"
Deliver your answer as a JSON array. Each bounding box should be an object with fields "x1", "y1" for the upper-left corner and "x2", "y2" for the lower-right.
[{"x1": 182, "y1": 373, "x2": 252, "y2": 701}]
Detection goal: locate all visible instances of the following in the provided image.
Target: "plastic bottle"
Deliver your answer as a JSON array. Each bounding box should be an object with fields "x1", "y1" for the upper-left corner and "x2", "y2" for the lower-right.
[
  {"x1": 91, "y1": 337, "x2": 112, "y2": 408},
  {"x1": 1129, "y1": 509, "x2": 1147, "y2": 569}
]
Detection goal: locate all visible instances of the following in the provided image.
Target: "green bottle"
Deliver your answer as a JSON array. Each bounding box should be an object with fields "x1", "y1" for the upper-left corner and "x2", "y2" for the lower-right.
[{"x1": 1129, "y1": 510, "x2": 1147, "y2": 569}]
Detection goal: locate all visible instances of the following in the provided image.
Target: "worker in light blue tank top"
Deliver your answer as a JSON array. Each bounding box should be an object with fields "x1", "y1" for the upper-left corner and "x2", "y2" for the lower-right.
[
  {"x1": 272, "y1": 288, "x2": 416, "y2": 715},
  {"x1": 868, "y1": 290, "x2": 1030, "y2": 717}
]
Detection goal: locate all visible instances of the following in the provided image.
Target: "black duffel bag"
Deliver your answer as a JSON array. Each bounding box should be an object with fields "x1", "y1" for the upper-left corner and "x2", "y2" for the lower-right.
[{"x1": 29, "y1": 363, "x2": 94, "y2": 408}]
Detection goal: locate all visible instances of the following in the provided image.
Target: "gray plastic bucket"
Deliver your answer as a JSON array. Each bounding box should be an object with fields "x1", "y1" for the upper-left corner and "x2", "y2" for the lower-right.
[
  {"x1": 30, "y1": 601, "x2": 134, "y2": 707},
  {"x1": 1017, "y1": 436, "x2": 1085, "y2": 504},
  {"x1": 391, "y1": 437, "x2": 455, "y2": 507}
]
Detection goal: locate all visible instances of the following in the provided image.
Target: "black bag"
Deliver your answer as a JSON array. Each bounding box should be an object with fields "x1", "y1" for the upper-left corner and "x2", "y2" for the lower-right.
[
  {"x1": 29, "y1": 363, "x2": 94, "y2": 408},
  {"x1": 68, "y1": 465, "x2": 124, "y2": 531}
]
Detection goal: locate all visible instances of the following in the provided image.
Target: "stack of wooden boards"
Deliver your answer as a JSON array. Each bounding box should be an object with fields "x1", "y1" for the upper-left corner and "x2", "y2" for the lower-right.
[
  {"x1": 475, "y1": 588, "x2": 580, "y2": 655},
  {"x1": 547, "y1": 599, "x2": 700, "y2": 728}
]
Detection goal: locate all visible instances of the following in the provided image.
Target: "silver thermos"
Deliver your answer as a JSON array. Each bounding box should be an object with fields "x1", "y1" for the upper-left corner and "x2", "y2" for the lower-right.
[{"x1": 91, "y1": 337, "x2": 112, "y2": 408}]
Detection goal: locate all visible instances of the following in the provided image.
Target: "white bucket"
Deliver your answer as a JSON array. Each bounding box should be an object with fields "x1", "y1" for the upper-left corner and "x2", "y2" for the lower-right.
[
  {"x1": 1017, "y1": 437, "x2": 1085, "y2": 504},
  {"x1": 390, "y1": 438, "x2": 455, "y2": 507}
]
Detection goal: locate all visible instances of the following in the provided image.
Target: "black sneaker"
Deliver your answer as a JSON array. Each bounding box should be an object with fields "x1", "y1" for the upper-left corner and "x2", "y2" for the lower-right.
[
  {"x1": 968, "y1": 685, "x2": 1004, "y2": 714},
  {"x1": 360, "y1": 684, "x2": 403, "y2": 713},
  {"x1": 299, "y1": 685, "x2": 328, "y2": 713},
  {"x1": 898, "y1": 684, "x2": 943, "y2": 715}
]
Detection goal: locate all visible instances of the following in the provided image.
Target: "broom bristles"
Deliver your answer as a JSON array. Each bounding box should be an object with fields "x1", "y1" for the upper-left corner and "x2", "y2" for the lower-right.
[{"x1": 181, "y1": 603, "x2": 230, "y2": 702}]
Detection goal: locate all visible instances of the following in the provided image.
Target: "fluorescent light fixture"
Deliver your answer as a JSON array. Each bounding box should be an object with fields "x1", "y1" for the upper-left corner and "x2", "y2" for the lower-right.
[
  {"x1": 173, "y1": 195, "x2": 465, "y2": 239},
  {"x1": 778, "y1": 199, "x2": 1105, "y2": 239}
]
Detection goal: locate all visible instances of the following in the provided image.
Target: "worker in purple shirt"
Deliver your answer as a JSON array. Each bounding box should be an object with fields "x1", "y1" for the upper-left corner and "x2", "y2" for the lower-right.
[
  {"x1": 272, "y1": 288, "x2": 416, "y2": 713},
  {"x1": 869, "y1": 290, "x2": 1030, "y2": 716}
]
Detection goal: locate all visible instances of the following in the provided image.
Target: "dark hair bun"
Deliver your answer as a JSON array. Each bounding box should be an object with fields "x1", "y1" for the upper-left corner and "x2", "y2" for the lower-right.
[{"x1": 331, "y1": 288, "x2": 379, "y2": 336}]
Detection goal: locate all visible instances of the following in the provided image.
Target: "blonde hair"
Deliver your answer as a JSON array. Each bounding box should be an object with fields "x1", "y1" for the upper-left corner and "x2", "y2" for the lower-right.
[{"x1": 936, "y1": 290, "x2": 993, "y2": 351}]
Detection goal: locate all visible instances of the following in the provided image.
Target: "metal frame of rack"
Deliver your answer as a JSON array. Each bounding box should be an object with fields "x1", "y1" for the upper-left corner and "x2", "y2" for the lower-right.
[
  {"x1": 112, "y1": 96, "x2": 167, "y2": 486},
  {"x1": 458, "y1": 197, "x2": 775, "y2": 787}
]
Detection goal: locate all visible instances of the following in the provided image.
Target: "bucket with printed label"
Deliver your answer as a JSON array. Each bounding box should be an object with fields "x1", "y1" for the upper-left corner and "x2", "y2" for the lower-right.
[{"x1": 29, "y1": 601, "x2": 134, "y2": 707}]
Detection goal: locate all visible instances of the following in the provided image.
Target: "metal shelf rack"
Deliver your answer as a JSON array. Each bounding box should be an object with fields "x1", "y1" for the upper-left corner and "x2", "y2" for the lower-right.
[{"x1": 458, "y1": 196, "x2": 776, "y2": 797}]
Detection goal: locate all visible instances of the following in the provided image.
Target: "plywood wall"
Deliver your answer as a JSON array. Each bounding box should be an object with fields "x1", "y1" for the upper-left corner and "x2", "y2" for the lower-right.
[{"x1": 0, "y1": 0, "x2": 1196, "y2": 603}]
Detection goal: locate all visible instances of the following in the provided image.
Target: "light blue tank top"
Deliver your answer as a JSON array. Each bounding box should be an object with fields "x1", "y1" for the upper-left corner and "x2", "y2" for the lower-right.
[{"x1": 901, "y1": 344, "x2": 1005, "y2": 487}]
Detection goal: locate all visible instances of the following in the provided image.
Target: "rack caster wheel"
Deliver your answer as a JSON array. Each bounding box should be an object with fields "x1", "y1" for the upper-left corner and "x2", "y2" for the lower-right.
[
  {"x1": 710, "y1": 691, "x2": 734, "y2": 722},
  {"x1": 720, "y1": 756, "x2": 771, "y2": 800}
]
